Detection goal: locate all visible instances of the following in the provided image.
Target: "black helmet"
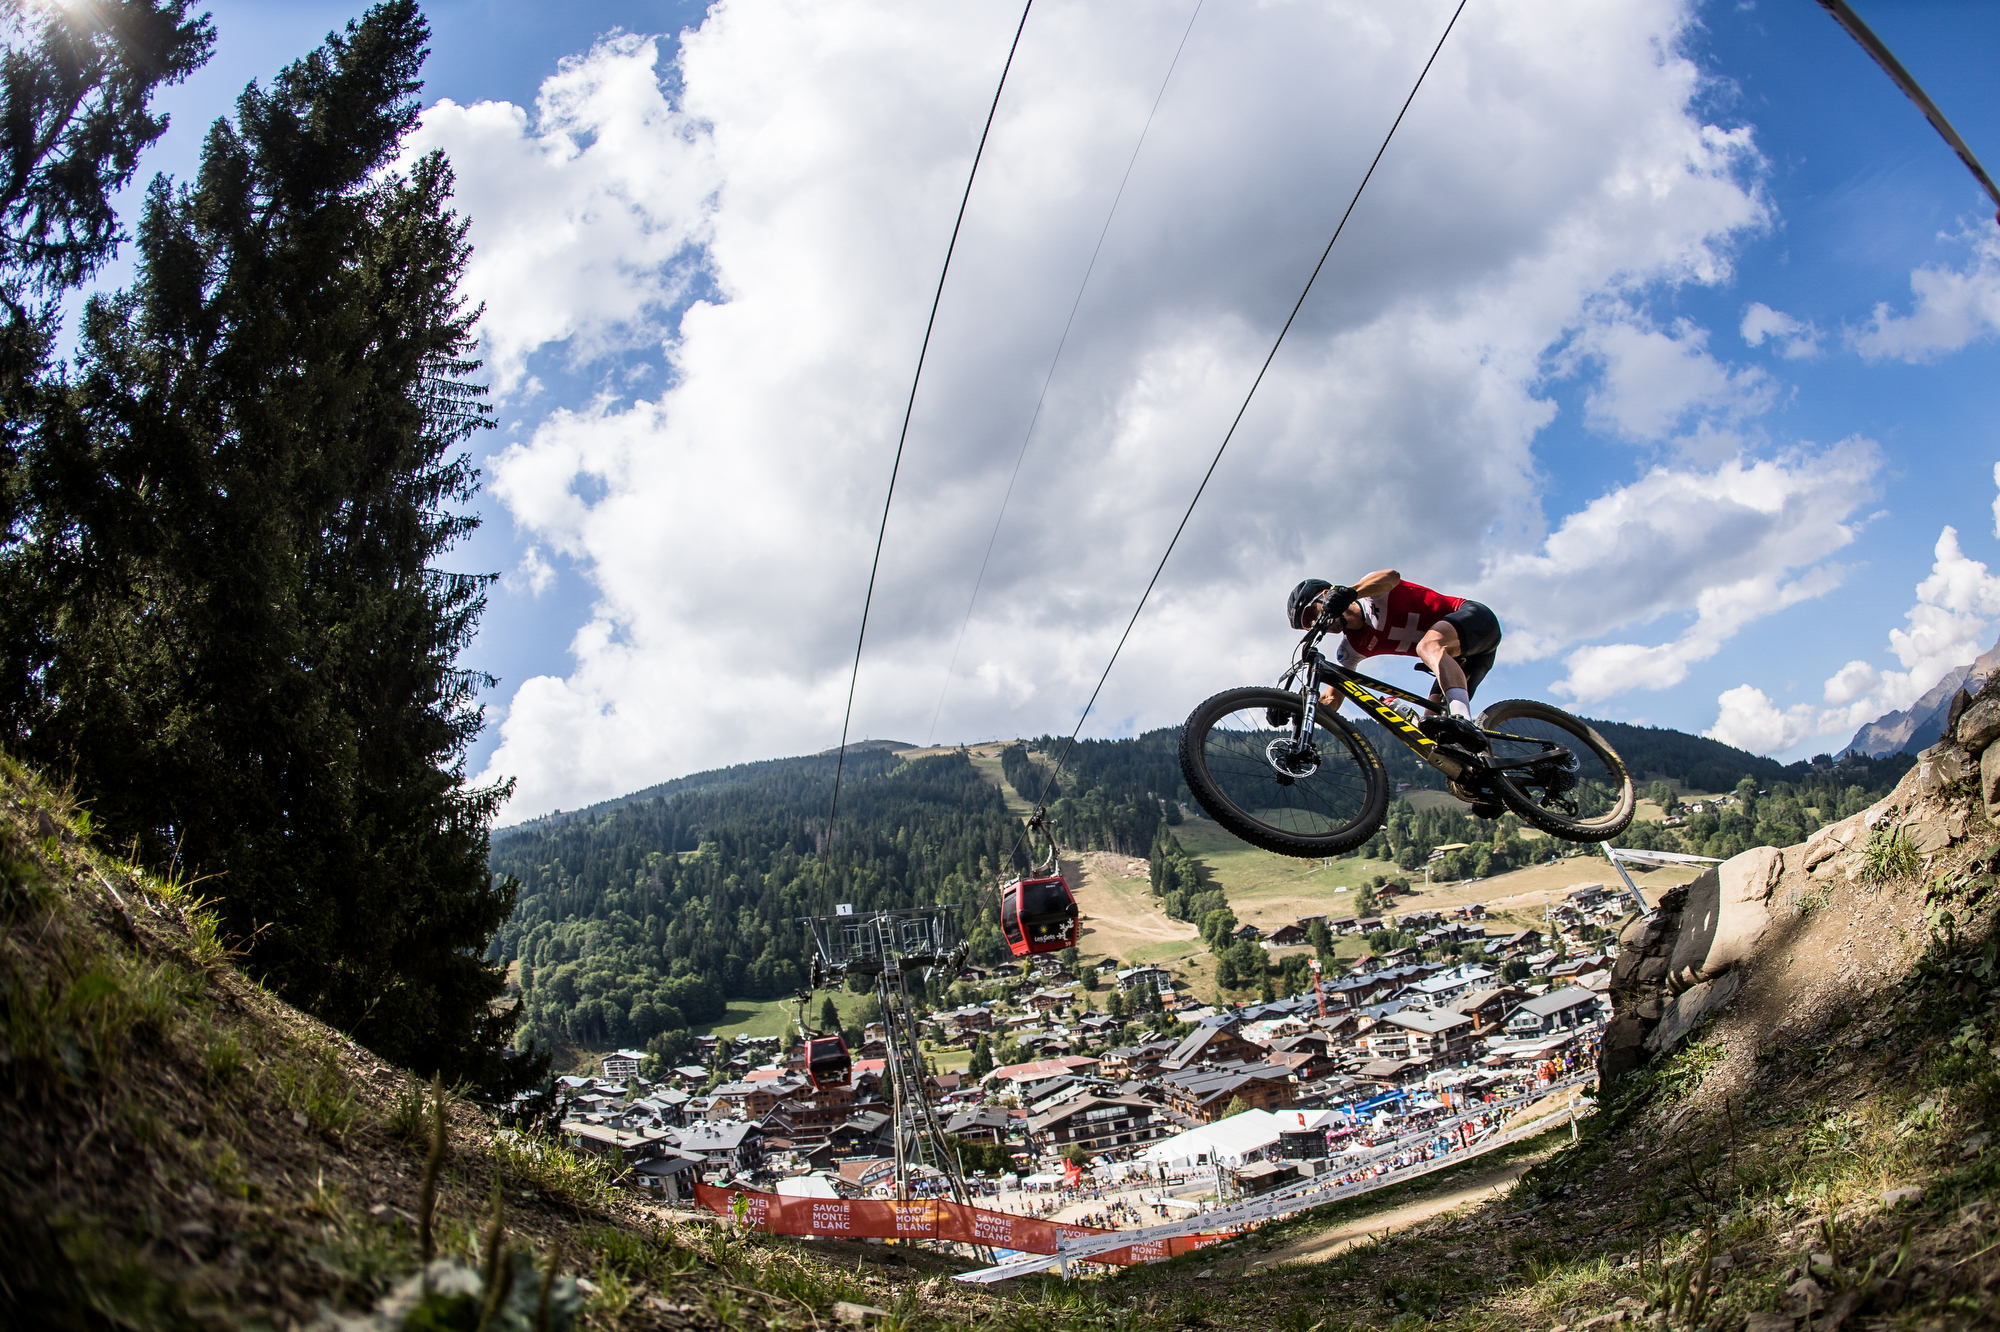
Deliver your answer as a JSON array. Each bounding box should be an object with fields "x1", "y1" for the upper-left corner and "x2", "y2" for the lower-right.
[{"x1": 1287, "y1": 578, "x2": 1333, "y2": 630}]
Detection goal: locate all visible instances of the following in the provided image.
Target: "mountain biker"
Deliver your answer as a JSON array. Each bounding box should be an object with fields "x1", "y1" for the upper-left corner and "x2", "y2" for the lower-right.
[{"x1": 1287, "y1": 571, "x2": 1506, "y2": 811}]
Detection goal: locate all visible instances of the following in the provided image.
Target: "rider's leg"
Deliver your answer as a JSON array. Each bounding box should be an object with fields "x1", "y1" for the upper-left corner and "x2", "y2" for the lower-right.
[{"x1": 1415, "y1": 625, "x2": 1472, "y2": 717}]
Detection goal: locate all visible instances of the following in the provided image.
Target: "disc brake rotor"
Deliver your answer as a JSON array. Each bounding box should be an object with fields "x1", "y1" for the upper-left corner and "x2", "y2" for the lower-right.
[{"x1": 1265, "y1": 737, "x2": 1321, "y2": 781}]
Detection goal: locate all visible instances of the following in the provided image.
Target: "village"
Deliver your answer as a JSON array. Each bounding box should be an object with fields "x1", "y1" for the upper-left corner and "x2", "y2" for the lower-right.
[{"x1": 544, "y1": 877, "x2": 1636, "y2": 1224}]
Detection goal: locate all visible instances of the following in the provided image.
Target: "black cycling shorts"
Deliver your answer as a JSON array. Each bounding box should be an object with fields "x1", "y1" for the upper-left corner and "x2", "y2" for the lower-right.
[{"x1": 1431, "y1": 600, "x2": 1502, "y2": 696}]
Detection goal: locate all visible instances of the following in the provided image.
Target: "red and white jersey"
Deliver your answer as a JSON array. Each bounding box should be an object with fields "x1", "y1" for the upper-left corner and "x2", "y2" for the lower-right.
[{"x1": 1335, "y1": 580, "x2": 1465, "y2": 666}]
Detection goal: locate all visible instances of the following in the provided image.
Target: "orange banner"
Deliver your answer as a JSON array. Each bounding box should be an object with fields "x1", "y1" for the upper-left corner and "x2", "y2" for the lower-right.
[{"x1": 694, "y1": 1184, "x2": 1140, "y2": 1257}]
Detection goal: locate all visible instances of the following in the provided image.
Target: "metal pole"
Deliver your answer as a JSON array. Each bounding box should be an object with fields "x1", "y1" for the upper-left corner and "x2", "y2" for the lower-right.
[{"x1": 1601, "y1": 842, "x2": 1647, "y2": 915}]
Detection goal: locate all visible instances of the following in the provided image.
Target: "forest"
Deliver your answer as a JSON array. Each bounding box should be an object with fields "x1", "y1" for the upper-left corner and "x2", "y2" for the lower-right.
[{"x1": 491, "y1": 748, "x2": 1027, "y2": 1060}]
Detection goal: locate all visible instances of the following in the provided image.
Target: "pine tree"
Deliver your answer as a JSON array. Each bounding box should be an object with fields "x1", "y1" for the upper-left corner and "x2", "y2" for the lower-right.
[
  {"x1": 819, "y1": 996, "x2": 840, "y2": 1034},
  {"x1": 0, "y1": 1, "x2": 212, "y2": 690},
  {"x1": 18, "y1": 2, "x2": 522, "y2": 1087}
]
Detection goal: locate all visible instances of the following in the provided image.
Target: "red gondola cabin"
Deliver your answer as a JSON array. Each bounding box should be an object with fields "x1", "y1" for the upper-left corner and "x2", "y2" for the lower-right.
[
  {"x1": 804, "y1": 1035, "x2": 852, "y2": 1091},
  {"x1": 999, "y1": 873, "x2": 1079, "y2": 957}
]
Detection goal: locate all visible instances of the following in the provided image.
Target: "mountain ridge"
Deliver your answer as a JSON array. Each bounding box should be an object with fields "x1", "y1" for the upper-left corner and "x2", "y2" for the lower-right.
[{"x1": 1844, "y1": 634, "x2": 2000, "y2": 758}]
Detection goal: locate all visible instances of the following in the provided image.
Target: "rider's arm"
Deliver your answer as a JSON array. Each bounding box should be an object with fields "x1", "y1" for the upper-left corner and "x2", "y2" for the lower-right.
[{"x1": 1351, "y1": 569, "x2": 1400, "y2": 598}]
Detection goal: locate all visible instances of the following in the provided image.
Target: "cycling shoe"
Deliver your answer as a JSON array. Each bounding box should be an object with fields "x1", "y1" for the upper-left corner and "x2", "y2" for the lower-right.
[{"x1": 1421, "y1": 714, "x2": 1488, "y2": 752}]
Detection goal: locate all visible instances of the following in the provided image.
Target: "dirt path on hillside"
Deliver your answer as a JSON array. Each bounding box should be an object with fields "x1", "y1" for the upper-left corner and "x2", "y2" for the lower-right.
[
  {"x1": 1247, "y1": 1156, "x2": 1540, "y2": 1270},
  {"x1": 1071, "y1": 852, "x2": 1198, "y2": 959}
]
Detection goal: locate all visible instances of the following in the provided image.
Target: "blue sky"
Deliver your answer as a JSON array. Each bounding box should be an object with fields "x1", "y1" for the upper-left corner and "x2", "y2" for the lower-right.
[{"x1": 80, "y1": 1, "x2": 2000, "y2": 817}]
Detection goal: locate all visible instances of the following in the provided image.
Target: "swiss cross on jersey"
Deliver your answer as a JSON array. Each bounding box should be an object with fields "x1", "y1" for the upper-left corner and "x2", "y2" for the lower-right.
[{"x1": 1341, "y1": 581, "x2": 1466, "y2": 659}]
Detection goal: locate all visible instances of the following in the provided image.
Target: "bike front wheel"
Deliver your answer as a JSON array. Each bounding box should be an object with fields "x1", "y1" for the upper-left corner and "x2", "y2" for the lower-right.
[
  {"x1": 1478, "y1": 699, "x2": 1634, "y2": 841},
  {"x1": 1178, "y1": 687, "x2": 1389, "y2": 857}
]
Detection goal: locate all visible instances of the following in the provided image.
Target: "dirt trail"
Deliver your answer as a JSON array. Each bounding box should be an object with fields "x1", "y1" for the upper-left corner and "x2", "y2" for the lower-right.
[
  {"x1": 1247, "y1": 1156, "x2": 1540, "y2": 1270},
  {"x1": 1069, "y1": 851, "x2": 1198, "y2": 959}
]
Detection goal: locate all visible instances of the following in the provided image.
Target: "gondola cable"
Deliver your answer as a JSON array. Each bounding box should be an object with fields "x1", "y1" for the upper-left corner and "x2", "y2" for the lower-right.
[
  {"x1": 1813, "y1": 0, "x2": 2000, "y2": 224},
  {"x1": 1021, "y1": 0, "x2": 1469, "y2": 828},
  {"x1": 925, "y1": 0, "x2": 1208, "y2": 746},
  {"x1": 824, "y1": 0, "x2": 1035, "y2": 838}
]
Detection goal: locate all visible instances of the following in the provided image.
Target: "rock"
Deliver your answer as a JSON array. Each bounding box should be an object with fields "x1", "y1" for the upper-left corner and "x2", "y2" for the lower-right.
[
  {"x1": 1578, "y1": 1315, "x2": 1626, "y2": 1330},
  {"x1": 1666, "y1": 849, "x2": 1777, "y2": 992},
  {"x1": 1612, "y1": 1297, "x2": 1645, "y2": 1310},
  {"x1": 1914, "y1": 743, "x2": 1970, "y2": 796},
  {"x1": 1742, "y1": 1315, "x2": 1795, "y2": 1332},
  {"x1": 1883, "y1": 1185, "x2": 1925, "y2": 1207},
  {"x1": 1960, "y1": 694, "x2": 2000, "y2": 754},
  {"x1": 1907, "y1": 816, "x2": 1956, "y2": 855},
  {"x1": 834, "y1": 1302, "x2": 890, "y2": 1326},
  {"x1": 1644, "y1": 970, "x2": 1744, "y2": 1054},
  {"x1": 1785, "y1": 1275, "x2": 1824, "y2": 1308},
  {"x1": 1802, "y1": 815, "x2": 1864, "y2": 870},
  {"x1": 1981, "y1": 744, "x2": 2000, "y2": 824},
  {"x1": 1948, "y1": 686, "x2": 1974, "y2": 740}
]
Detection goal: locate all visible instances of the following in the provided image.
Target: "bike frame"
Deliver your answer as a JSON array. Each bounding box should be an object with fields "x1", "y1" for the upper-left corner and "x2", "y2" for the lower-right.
[{"x1": 1283, "y1": 624, "x2": 1565, "y2": 783}]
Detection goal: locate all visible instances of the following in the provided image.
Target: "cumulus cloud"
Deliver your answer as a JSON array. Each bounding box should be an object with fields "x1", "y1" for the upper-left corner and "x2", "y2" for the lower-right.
[
  {"x1": 1707, "y1": 684, "x2": 1820, "y2": 754},
  {"x1": 405, "y1": 35, "x2": 720, "y2": 396},
  {"x1": 432, "y1": 0, "x2": 1784, "y2": 818},
  {"x1": 1739, "y1": 301, "x2": 1821, "y2": 359},
  {"x1": 1566, "y1": 306, "x2": 1776, "y2": 443},
  {"x1": 1488, "y1": 441, "x2": 1878, "y2": 701},
  {"x1": 1848, "y1": 228, "x2": 2000, "y2": 364},
  {"x1": 1704, "y1": 517, "x2": 2000, "y2": 755}
]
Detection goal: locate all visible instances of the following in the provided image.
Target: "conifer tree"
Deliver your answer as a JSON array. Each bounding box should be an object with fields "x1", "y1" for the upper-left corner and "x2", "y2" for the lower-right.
[{"x1": 18, "y1": 2, "x2": 523, "y2": 1086}]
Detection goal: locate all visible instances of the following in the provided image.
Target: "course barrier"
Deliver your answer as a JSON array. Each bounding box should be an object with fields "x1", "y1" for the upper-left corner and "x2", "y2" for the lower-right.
[
  {"x1": 953, "y1": 1072, "x2": 1595, "y2": 1282},
  {"x1": 690, "y1": 1183, "x2": 1230, "y2": 1263}
]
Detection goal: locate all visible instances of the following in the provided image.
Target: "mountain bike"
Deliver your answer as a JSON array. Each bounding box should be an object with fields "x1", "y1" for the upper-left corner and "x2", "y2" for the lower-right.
[{"x1": 1178, "y1": 613, "x2": 1633, "y2": 857}]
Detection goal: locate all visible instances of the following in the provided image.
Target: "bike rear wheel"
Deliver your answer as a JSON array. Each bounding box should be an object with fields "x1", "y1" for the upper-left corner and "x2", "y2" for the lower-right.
[
  {"x1": 1477, "y1": 699, "x2": 1633, "y2": 841},
  {"x1": 1178, "y1": 687, "x2": 1389, "y2": 857}
]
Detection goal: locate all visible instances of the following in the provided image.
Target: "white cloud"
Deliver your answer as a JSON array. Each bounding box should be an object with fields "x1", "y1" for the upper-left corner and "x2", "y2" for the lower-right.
[
  {"x1": 504, "y1": 546, "x2": 557, "y2": 598},
  {"x1": 437, "y1": 0, "x2": 1782, "y2": 818},
  {"x1": 404, "y1": 35, "x2": 721, "y2": 396},
  {"x1": 1848, "y1": 228, "x2": 2000, "y2": 364},
  {"x1": 1704, "y1": 517, "x2": 2000, "y2": 755},
  {"x1": 1488, "y1": 441, "x2": 1878, "y2": 701},
  {"x1": 1739, "y1": 300, "x2": 1821, "y2": 358},
  {"x1": 1706, "y1": 684, "x2": 1819, "y2": 754},
  {"x1": 1567, "y1": 307, "x2": 1776, "y2": 443}
]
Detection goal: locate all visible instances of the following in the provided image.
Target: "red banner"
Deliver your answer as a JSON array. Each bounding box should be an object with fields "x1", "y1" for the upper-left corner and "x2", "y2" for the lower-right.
[{"x1": 693, "y1": 1184, "x2": 1177, "y2": 1259}]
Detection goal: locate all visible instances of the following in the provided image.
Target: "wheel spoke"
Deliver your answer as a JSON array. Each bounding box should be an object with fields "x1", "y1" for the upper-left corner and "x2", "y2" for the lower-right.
[{"x1": 1198, "y1": 707, "x2": 1372, "y2": 837}]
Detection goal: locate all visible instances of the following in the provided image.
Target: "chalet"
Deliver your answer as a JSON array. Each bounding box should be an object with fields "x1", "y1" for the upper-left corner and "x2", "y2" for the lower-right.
[
  {"x1": 1267, "y1": 923, "x2": 1311, "y2": 947},
  {"x1": 1364, "y1": 1009, "x2": 1477, "y2": 1063},
  {"x1": 1115, "y1": 964, "x2": 1173, "y2": 993},
  {"x1": 600, "y1": 1050, "x2": 644, "y2": 1082},
  {"x1": 1404, "y1": 964, "x2": 1496, "y2": 1009},
  {"x1": 827, "y1": 1110, "x2": 894, "y2": 1157},
  {"x1": 1159, "y1": 1062, "x2": 1296, "y2": 1122},
  {"x1": 628, "y1": 1151, "x2": 704, "y2": 1199},
  {"x1": 709, "y1": 1077, "x2": 809, "y2": 1121},
  {"x1": 1565, "y1": 882, "x2": 1609, "y2": 909},
  {"x1": 985, "y1": 1056, "x2": 1100, "y2": 1095},
  {"x1": 1328, "y1": 916, "x2": 1360, "y2": 935},
  {"x1": 1547, "y1": 954, "x2": 1613, "y2": 983},
  {"x1": 1449, "y1": 985, "x2": 1527, "y2": 1033},
  {"x1": 1098, "y1": 1040, "x2": 1177, "y2": 1079},
  {"x1": 1356, "y1": 917, "x2": 1385, "y2": 935},
  {"x1": 1382, "y1": 947, "x2": 1422, "y2": 968},
  {"x1": 560, "y1": 1120, "x2": 672, "y2": 1162},
  {"x1": 1395, "y1": 910, "x2": 1444, "y2": 931},
  {"x1": 943, "y1": 1106, "x2": 1012, "y2": 1143},
  {"x1": 1027, "y1": 989, "x2": 1073, "y2": 1013},
  {"x1": 672, "y1": 1119, "x2": 765, "y2": 1174},
  {"x1": 1029, "y1": 1095, "x2": 1166, "y2": 1153},
  {"x1": 1504, "y1": 986, "x2": 1602, "y2": 1037},
  {"x1": 1456, "y1": 903, "x2": 1488, "y2": 920},
  {"x1": 1160, "y1": 1022, "x2": 1266, "y2": 1071},
  {"x1": 1486, "y1": 929, "x2": 1543, "y2": 960},
  {"x1": 1233, "y1": 923, "x2": 1264, "y2": 941},
  {"x1": 957, "y1": 966, "x2": 991, "y2": 983},
  {"x1": 1356, "y1": 1057, "x2": 1428, "y2": 1088}
]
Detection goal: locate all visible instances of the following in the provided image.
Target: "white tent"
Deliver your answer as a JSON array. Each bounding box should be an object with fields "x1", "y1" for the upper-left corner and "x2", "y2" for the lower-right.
[
  {"x1": 775, "y1": 1174, "x2": 840, "y2": 1198},
  {"x1": 1137, "y1": 1109, "x2": 1288, "y2": 1170}
]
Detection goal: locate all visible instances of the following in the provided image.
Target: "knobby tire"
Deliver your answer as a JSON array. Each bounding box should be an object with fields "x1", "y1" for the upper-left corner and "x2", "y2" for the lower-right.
[
  {"x1": 1178, "y1": 687, "x2": 1389, "y2": 857},
  {"x1": 1477, "y1": 699, "x2": 1634, "y2": 841}
]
